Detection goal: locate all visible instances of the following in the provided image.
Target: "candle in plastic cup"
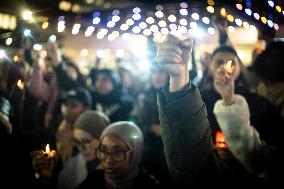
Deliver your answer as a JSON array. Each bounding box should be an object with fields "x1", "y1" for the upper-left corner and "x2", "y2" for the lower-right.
[
  {"x1": 223, "y1": 60, "x2": 236, "y2": 78},
  {"x1": 17, "y1": 80, "x2": 25, "y2": 90}
]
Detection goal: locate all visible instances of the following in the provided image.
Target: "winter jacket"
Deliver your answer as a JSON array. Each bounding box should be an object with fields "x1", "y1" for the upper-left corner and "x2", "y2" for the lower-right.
[
  {"x1": 214, "y1": 95, "x2": 284, "y2": 180},
  {"x1": 157, "y1": 84, "x2": 233, "y2": 187}
]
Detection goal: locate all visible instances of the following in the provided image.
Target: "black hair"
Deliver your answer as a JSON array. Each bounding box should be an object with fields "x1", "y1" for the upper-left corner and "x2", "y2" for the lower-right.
[{"x1": 253, "y1": 40, "x2": 284, "y2": 82}]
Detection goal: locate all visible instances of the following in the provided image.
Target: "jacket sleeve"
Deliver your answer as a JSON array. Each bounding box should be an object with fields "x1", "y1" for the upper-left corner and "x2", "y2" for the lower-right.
[
  {"x1": 158, "y1": 84, "x2": 230, "y2": 186},
  {"x1": 214, "y1": 95, "x2": 282, "y2": 177},
  {"x1": 54, "y1": 62, "x2": 80, "y2": 91}
]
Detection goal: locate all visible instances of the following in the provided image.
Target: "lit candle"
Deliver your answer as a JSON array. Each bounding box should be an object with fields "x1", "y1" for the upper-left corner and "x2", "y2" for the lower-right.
[
  {"x1": 17, "y1": 80, "x2": 25, "y2": 90},
  {"x1": 44, "y1": 144, "x2": 56, "y2": 158},
  {"x1": 223, "y1": 60, "x2": 236, "y2": 78}
]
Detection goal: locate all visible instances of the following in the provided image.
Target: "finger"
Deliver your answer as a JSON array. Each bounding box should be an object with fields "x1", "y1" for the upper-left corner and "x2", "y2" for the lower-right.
[
  {"x1": 157, "y1": 50, "x2": 182, "y2": 60},
  {"x1": 164, "y1": 34, "x2": 181, "y2": 44},
  {"x1": 180, "y1": 38, "x2": 193, "y2": 47},
  {"x1": 157, "y1": 57, "x2": 182, "y2": 64},
  {"x1": 157, "y1": 52, "x2": 182, "y2": 64},
  {"x1": 158, "y1": 44, "x2": 182, "y2": 56}
]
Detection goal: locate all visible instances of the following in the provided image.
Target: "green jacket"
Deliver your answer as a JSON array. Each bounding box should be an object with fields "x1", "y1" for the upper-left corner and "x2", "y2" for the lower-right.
[{"x1": 158, "y1": 84, "x2": 232, "y2": 187}]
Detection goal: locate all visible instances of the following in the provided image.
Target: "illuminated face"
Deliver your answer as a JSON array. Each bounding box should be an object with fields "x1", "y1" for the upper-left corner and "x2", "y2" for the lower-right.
[
  {"x1": 73, "y1": 129, "x2": 99, "y2": 161},
  {"x1": 209, "y1": 52, "x2": 240, "y2": 80},
  {"x1": 97, "y1": 134, "x2": 131, "y2": 179},
  {"x1": 66, "y1": 65, "x2": 78, "y2": 81},
  {"x1": 95, "y1": 74, "x2": 114, "y2": 95}
]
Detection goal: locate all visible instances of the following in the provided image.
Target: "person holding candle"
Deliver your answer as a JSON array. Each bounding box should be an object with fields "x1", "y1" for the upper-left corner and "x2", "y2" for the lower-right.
[
  {"x1": 199, "y1": 45, "x2": 284, "y2": 174},
  {"x1": 213, "y1": 63, "x2": 284, "y2": 181}
]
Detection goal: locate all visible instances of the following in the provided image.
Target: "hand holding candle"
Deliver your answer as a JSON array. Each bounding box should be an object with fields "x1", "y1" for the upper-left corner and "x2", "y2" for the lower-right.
[
  {"x1": 223, "y1": 60, "x2": 237, "y2": 78},
  {"x1": 44, "y1": 144, "x2": 57, "y2": 158}
]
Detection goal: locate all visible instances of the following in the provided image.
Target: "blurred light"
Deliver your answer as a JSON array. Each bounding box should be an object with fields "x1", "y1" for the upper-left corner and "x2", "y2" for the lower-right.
[
  {"x1": 155, "y1": 11, "x2": 164, "y2": 18},
  {"x1": 208, "y1": 0, "x2": 214, "y2": 6},
  {"x1": 72, "y1": 4, "x2": 81, "y2": 13},
  {"x1": 261, "y1": 17, "x2": 267, "y2": 24},
  {"x1": 245, "y1": 8, "x2": 252, "y2": 16},
  {"x1": 276, "y1": 6, "x2": 282, "y2": 13},
  {"x1": 0, "y1": 50, "x2": 5, "y2": 59},
  {"x1": 107, "y1": 21, "x2": 115, "y2": 28},
  {"x1": 133, "y1": 7, "x2": 141, "y2": 14},
  {"x1": 97, "y1": 33, "x2": 105, "y2": 39},
  {"x1": 146, "y1": 17, "x2": 155, "y2": 24},
  {"x1": 59, "y1": 1, "x2": 72, "y2": 11},
  {"x1": 143, "y1": 29, "x2": 151, "y2": 36},
  {"x1": 228, "y1": 26, "x2": 235, "y2": 33},
  {"x1": 180, "y1": 2, "x2": 188, "y2": 9},
  {"x1": 33, "y1": 44, "x2": 42, "y2": 51},
  {"x1": 169, "y1": 23, "x2": 177, "y2": 30},
  {"x1": 40, "y1": 51, "x2": 47, "y2": 58},
  {"x1": 168, "y1": 15, "x2": 176, "y2": 22},
  {"x1": 100, "y1": 28, "x2": 108, "y2": 35},
  {"x1": 249, "y1": 25, "x2": 257, "y2": 31},
  {"x1": 72, "y1": 23, "x2": 81, "y2": 35},
  {"x1": 112, "y1": 31, "x2": 119, "y2": 37},
  {"x1": 120, "y1": 24, "x2": 129, "y2": 31},
  {"x1": 180, "y1": 9, "x2": 188, "y2": 15},
  {"x1": 49, "y1": 35, "x2": 57, "y2": 42},
  {"x1": 207, "y1": 6, "x2": 214, "y2": 13},
  {"x1": 116, "y1": 49, "x2": 125, "y2": 57},
  {"x1": 161, "y1": 27, "x2": 169, "y2": 35},
  {"x1": 189, "y1": 28, "x2": 205, "y2": 39},
  {"x1": 42, "y1": 21, "x2": 49, "y2": 29},
  {"x1": 6, "y1": 38, "x2": 12, "y2": 46},
  {"x1": 86, "y1": 0, "x2": 94, "y2": 4},
  {"x1": 85, "y1": 26, "x2": 95, "y2": 37},
  {"x1": 179, "y1": 18, "x2": 187, "y2": 26},
  {"x1": 97, "y1": 50, "x2": 105, "y2": 58},
  {"x1": 122, "y1": 33, "x2": 130, "y2": 40},
  {"x1": 112, "y1": 10, "x2": 120, "y2": 16},
  {"x1": 92, "y1": 12, "x2": 100, "y2": 18},
  {"x1": 236, "y1": 3, "x2": 243, "y2": 10},
  {"x1": 243, "y1": 22, "x2": 250, "y2": 29},
  {"x1": 139, "y1": 60, "x2": 151, "y2": 71},
  {"x1": 126, "y1": 19, "x2": 135, "y2": 26},
  {"x1": 80, "y1": 49, "x2": 88, "y2": 57},
  {"x1": 108, "y1": 34, "x2": 116, "y2": 41},
  {"x1": 267, "y1": 20, "x2": 273, "y2": 27},
  {"x1": 24, "y1": 29, "x2": 31, "y2": 36},
  {"x1": 132, "y1": 13, "x2": 141, "y2": 20},
  {"x1": 132, "y1": 26, "x2": 141, "y2": 33},
  {"x1": 153, "y1": 32, "x2": 162, "y2": 42},
  {"x1": 227, "y1": 15, "x2": 234, "y2": 22},
  {"x1": 13, "y1": 55, "x2": 19, "y2": 62},
  {"x1": 268, "y1": 0, "x2": 274, "y2": 7},
  {"x1": 202, "y1": 17, "x2": 210, "y2": 24},
  {"x1": 158, "y1": 20, "x2": 167, "y2": 27},
  {"x1": 220, "y1": 8, "x2": 227, "y2": 17},
  {"x1": 112, "y1": 15, "x2": 120, "y2": 22},
  {"x1": 22, "y1": 10, "x2": 32, "y2": 20},
  {"x1": 190, "y1": 21, "x2": 198, "y2": 29},
  {"x1": 150, "y1": 25, "x2": 159, "y2": 32},
  {"x1": 93, "y1": 17, "x2": 101, "y2": 24},
  {"x1": 254, "y1": 13, "x2": 260, "y2": 20},
  {"x1": 178, "y1": 26, "x2": 187, "y2": 34},
  {"x1": 237, "y1": 50, "x2": 246, "y2": 59},
  {"x1": 191, "y1": 13, "x2": 200, "y2": 20},
  {"x1": 208, "y1": 27, "x2": 215, "y2": 35},
  {"x1": 235, "y1": 18, "x2": 242, "y2": 26},
  {"x1": 139, "y1": 22, "x2": 147, "y2": 29},
  {"x1": 58, "y1": 24, "x2": 65, "y2": 32},
  {"x1": 274, "y1": 23, "x2": 279, "y2": 30}
]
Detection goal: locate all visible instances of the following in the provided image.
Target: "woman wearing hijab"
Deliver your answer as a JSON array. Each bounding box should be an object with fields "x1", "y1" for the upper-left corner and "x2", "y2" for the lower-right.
[
  {"x1": 91, "y1": 69, "x2": 133, "y2": 123},
  {"x1": 78, "y1": 121, "x2": 161, "y2": 189}
]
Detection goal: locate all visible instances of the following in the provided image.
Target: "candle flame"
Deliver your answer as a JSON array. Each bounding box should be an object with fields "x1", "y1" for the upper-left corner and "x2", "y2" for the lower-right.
[
  {"x1": 223, "y1": 60, "x2": 236, "y2": 78},
  {"x1": 45, "y1": 144, "x2": 50, "y2": 154},
  {"x1": 17, "y1": 80, "x2": 25, "y2": 90}
]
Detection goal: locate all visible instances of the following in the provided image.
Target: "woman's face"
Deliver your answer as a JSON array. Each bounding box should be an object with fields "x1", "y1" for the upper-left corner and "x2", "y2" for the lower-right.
[
  {"x1": 95, "y1": 74, "x2": 114, "y2": 95},
  {"x1": 73, "y1": 129, "x2": 99, "y2": 161},
  {"x1": 209, "y1": 52, "x2": 241, "y2": 80},
  {"x1": 98, "y1": 134, "x2": 131, "y2": 179}
]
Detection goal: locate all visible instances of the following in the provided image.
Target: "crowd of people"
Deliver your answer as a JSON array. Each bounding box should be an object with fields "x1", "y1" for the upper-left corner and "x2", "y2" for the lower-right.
[{"x1": 1, "y1": 23, "x2": 284, "y2": 188}]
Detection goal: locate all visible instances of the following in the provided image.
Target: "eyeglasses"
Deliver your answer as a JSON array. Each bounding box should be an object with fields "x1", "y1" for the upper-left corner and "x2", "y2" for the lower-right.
[
  {"x1": 96, "y1": 145, "x2": 131, "y2": 162},
  {"x1": 71, "y1": 139, "x2": 92, "y2": 149}
]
